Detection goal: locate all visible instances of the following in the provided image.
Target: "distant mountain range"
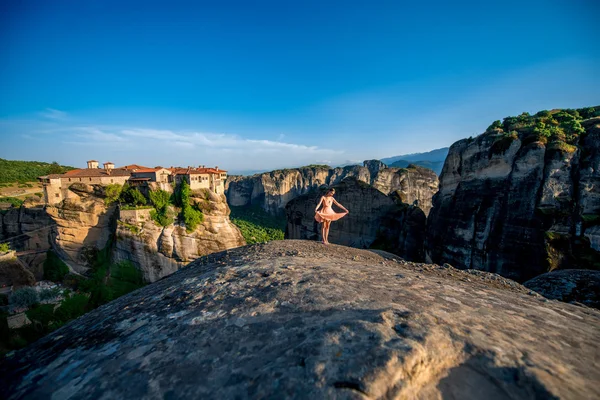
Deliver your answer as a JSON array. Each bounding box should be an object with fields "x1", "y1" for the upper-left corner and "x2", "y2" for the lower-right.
[{"x1": 380, "y1": 147, "x2": 449, "y2": 175}]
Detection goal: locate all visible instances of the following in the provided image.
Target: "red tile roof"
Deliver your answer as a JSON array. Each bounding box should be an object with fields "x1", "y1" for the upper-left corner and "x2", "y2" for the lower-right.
[
  {"x1": 120, "y1": 164, "x2": 150, "y2": 170},
  {"x1": 59, "y1": 168, "x2": 132, "y2": 178}
]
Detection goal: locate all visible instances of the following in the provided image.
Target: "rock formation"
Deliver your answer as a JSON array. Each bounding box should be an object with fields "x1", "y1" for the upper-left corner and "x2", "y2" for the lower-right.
[
  {"x1": 426, "y1": 116, "x2": 600, "y2": 282},
  {"x1": 226, "y1": 161, "x2": 438, "y2": 216},
  {"x1": 524, "y1": 269, "x2": 600, "y2": 309},
  {"x1": 114, "y1": 190, "x2": 246, "y2": 282},
  {"x1": 0, "y1": 251, "x2": 36, "y2": 288},
  {"x1": 285, "y1": 178, "x2": 426, "y2": 261},
  {"x1": 1, "y1": 184, "x2": 245, "y2": 284},
  {"x1": 1, "y1": 241, "x2": 598, "y2": 399},
  {"x1": 45, "y1": 184, "x2": 117, "y2": 274},
  {"x1": 0, "y1": 205, "x2": 55, "y2": 280}
]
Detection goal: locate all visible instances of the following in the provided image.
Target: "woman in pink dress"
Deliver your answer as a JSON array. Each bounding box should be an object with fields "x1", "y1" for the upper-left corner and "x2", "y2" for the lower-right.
[{"x1": 314, "y1": 188, "x2": 349, "y2": 245}]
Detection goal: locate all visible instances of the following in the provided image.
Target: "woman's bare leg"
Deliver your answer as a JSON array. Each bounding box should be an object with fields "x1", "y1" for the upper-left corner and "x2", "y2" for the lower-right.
[
  {"x1": 321, "y1": 222, "x2": 327, "y2": 244},
  {"x1": 324, "y1": 221, "x2": 331, "y2": 244}
]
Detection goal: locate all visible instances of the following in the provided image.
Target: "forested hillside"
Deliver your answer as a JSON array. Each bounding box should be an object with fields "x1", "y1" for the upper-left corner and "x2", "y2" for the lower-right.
[{"x1": 0, "y1": 159, "x2": 74, "y2": 183}]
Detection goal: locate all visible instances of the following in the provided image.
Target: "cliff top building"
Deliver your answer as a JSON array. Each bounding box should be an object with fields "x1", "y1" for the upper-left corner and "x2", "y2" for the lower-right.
[{"x1": 38, "y1": 160, "x2": 227, "y2": 205}]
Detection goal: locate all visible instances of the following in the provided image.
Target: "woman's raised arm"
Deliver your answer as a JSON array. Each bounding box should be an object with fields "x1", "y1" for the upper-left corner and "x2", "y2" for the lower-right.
[
  {"x1": 315, "y1": 196, "x2": 324, "y2": 212},
  {"x1": 332, "y1": 198, "x2": 348, "y2": 213}
]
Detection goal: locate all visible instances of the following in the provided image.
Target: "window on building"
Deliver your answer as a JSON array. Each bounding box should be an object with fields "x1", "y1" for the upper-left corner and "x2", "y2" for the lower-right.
[
  {"x1": 89, "y1": 178, "x2": 92, "y2": 181},
  {"x1": 68, "y1": 178, "x2": 71, "y2": 182},
  {"x1": 55, "y1": 193, "x2": 59, "y2": 197},
  {"x1": 111, "y1": 179, "x2": 114, "y2": 183},
  {"x1": 79, "y1": 178, "x2": 82, "y2": 181}
]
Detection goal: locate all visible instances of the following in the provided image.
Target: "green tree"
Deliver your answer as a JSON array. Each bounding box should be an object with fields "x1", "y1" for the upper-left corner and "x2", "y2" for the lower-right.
[
  {"x1": 47, "y1": 161, "x2": 64, "y2": 175},
  {"x1": 43, "y1": 251, "x2": 70, "y2": 282},
  {"x1": 486, "y1": 120, "x2": 503, "y2": 132},
  {"x1": 149, "y1": 189, "x2": 174, "y2": 227},
  {"x1": 104, "y1": 183, "x2": 123, "y2": 205},
  {"x1": 149, "y1": 189, "x2": 171, "y2": 210},
  {"x1": 130, "y1": 188, "x2": 146, "y2": 206},
  {"x1": 578, "y1": 107, "x2": 596, "y2": 119},
  {"x1": 119, "y1": 184, "x2": 146, "y2": 206},
  {"x1": 176, "y1": 180, "x2": 191, "y2": 207},
  {"x1": 182, "y1": 205, "x2": 204, "y2": 232}
]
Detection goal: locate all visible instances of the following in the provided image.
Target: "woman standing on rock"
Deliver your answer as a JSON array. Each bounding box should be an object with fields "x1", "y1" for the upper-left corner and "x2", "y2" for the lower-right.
[{"x1": 315, "y1": 188, "x2": 348, "y2": 245}]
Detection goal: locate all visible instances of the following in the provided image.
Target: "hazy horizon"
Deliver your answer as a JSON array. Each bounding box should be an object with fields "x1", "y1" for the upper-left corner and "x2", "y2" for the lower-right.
[{"x1": 1, "y1": 1, "x2": 599, "y2": 172}]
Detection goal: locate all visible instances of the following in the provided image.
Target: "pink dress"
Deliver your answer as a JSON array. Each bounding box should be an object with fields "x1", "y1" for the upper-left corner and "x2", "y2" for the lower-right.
[{"x1": 315, "y1": 196, "x2": 348, "y2": 222}]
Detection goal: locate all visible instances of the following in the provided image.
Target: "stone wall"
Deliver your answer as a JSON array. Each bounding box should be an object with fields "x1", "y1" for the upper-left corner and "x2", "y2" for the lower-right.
[{"x1": 119, "y1": 208, "x2": 153, "y2": 225}]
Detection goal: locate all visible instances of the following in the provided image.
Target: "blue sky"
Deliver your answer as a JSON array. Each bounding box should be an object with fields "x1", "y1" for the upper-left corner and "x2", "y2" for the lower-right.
[{"x1": 1, "y1": 0, "x2": 599, "y2": 173}]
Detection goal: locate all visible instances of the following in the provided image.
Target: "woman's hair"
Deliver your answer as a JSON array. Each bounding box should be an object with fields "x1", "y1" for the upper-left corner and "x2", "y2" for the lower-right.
[{"x1": 326, "y1": 188, "x2": 335, "y2": 195}]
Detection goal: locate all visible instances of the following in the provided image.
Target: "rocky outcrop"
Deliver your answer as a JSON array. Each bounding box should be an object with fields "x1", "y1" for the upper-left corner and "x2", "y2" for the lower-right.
[
  {"x1": 226, "y1": 161, "x2": 438, "y2": 216},
  {"x1": 0, "y1": 184, "x2": 245, "y2": 284},
  {"x1": 0, "y1": 251, "x2": 36, "y2": 288},
  {"x1": 285, "y1": 178, "x2": 426, "y2": 261},
  {"x1": 524, "y1": 269, "x2": 600, "y2": 309},
  {"x1": 45, "y1": 184, "x2": 117, "y2": 274},
  {"x1": 0, "y1": 206, "x2": 55, "y2": 280},
  {"x1": 113, "y1": 190, "x2": 246, "y2": 282},
  {"x1": 426, "y1": 117, "x2": 600, "y2": 282},
  {"x1": 1, "y1": 241, "x2": 598, "y2": 399}
]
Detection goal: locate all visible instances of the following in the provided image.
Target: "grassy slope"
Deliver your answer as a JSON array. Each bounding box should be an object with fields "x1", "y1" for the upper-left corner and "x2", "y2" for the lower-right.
[
  {"x1": 229, "y1": 205, "x2": 286, "y2": 244},
  {"x1": 0, "y1": 158, "x2": 74, "y2": 184}
]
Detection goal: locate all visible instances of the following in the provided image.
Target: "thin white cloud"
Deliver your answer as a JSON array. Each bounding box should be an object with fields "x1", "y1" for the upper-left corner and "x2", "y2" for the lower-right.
[{"x1": 40, "y1": 108, "x2": 68, "y2": 120}]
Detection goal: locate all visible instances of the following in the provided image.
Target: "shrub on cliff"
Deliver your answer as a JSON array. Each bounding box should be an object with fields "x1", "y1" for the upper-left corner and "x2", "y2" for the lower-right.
[
  {"x1": 104, "y1": 183, "x2": 123, "y2": 205},
  {"x1": 149, "y1": 189, "x2": 174, "y2": 227},
  {"x1": 120, "y1": 185, "x2": 147, "y2": 207},
  {"x1": 0, "y1": 243, "x2": 9, "y2": 254},
  {"x1": 486, "y1": 120, "x2": 503, "y2": 132},
  {"x1": 174, "y1": 181, "x2": 204, "y2": 232},
  {"x1": 108, "y1": 261, "x2": 144, "y2": 298},
  {"x1": 0, "y1": 197, "x2": 24, "y2": 208},
  {"x1": 54, "y1": 294, "x2": 90, "y2": 322},
  {"x1": 182, "y1": 206, "x2": 204, "y2": 232},
  {"x1": 43, "y1": 251, "x2": 69, "y2": 282},
  {"x1": 150, "y1": 209, "x2": 174, "y2": 227},
  {"x1": 149, "y1": 189, "x2": 172, "y2": 210}
]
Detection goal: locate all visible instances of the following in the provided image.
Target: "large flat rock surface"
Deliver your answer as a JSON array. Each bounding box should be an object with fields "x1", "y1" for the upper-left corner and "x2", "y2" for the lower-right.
[{"x1": 1, "y1": 240, "x2": 599, "y2": 399}]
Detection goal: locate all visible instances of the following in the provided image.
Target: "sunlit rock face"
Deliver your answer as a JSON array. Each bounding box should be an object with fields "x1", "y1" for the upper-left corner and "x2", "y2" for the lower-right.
[
  {"x1": 426, "y1": 117, "x2": 600, "y2": 282},
  {"x1": 226, "y1": 161, "x2": 438, "y2": 216},
  {"x1": 44, "y1": 184, "x2": 117, "y2": 274},
  {"x1": 114, "y1": 191, "x2": 245, "y2": 283},
  {"x1": 1, "y1": 241, "x2": 598, "y2": 399},
  {"x1": 37, "y1": 183, "x2": 245, "y2": 282}
]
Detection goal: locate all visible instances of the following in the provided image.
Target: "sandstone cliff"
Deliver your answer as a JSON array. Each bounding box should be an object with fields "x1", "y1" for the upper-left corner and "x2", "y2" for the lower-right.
[
  {"x1": 427, "y1": 116, "x2": 600, "y2": 282},
  {"x1": 285, "y1": 177, "x2": 426, "y2": 261},
  {"x1": 1, "y1": 184, "x2": 245, "y2": 284},
  {"x1": 113, "y1": 190, "x2": 245, "y2": 282},
  {"x1": 226, "y1": 160, "x2": 438, "y2": 216},
  {"x1": 45, "y1": 184, "x2": 117, "y2": 274},
  {"x1": 1, "y1": 241, "x2": 598, "y2": 399}
]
